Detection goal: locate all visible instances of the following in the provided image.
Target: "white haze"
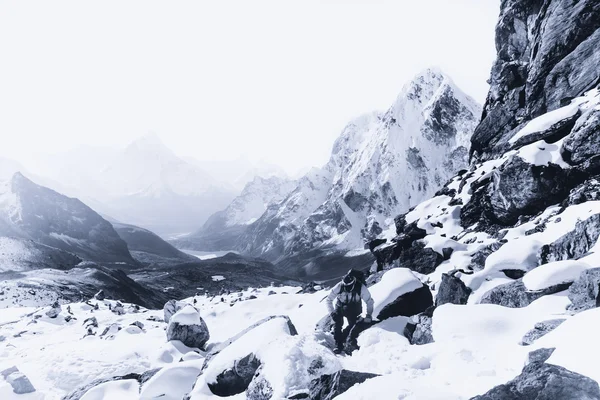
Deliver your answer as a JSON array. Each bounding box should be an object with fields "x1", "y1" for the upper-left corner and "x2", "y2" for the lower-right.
[{"x1": 0, "y1": 0, "x2": 499, "y2": 178}]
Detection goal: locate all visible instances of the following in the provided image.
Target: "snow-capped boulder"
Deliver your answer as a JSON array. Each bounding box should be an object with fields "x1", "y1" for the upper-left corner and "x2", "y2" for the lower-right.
[
  {"x1": 370, "y1": 268, "x2": 433, "y2": 320},
  {"x1": 139, "y1": 362, "x2": 202, "y2": 400},
  {"x1": 166, "y1": 305, "x2": 210, "y2": 350},
  {"x1": 64, "y1": 370, "x2": 159, "y2": 400},
  {"x1": 309, "y1": 370, "x2": 379, "y2": 400},
  {"x1": 163, "y1": 299, "x2": 184, "y2": 323},
  {"x1": 479, "y1": 279, "x2": 571, "y2": 308},
  {"x1": 45, "y1": 301, "x2": 62, "y2": 318},
  {"x1": 510, "y1": 107, "x2": 581, "y2": 149},
  {"x1": 520, "y1": 319, "x2": 566, "y2": 346},
  {"x1": 436, "y1": 271, "x2": 472, "y2": 306},
  {"x1": 539, "y1": 214, "x2": 600, "y2": 264},
  {"x1": 470, "y1": 361, "x2": 600, "y2": 400},
  {"x1": 567, "y1": 267, "x2": 600, "y2": 312},
  {"x1": 1, "y1": 366, "x2": 36, "y2": 394},
  {"x1": 522, "y1": 260, "x2": 590, "y2": 291}
]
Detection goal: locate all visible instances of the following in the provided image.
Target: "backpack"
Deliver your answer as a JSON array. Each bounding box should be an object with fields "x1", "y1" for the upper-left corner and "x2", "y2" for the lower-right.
[{"x1": 341, "y1": 269, "x2": 367, "y2": 296}]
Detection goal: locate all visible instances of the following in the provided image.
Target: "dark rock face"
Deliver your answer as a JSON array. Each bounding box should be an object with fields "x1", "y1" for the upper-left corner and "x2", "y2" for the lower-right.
[
  {"x1": 470, "y1": 0, "x2": 600, "y2": 161},
  {"x1": 479, "y1": 280, "x2": 571, "y2": 308},
  {"x1": 403, "y1": 306, "x2": 435, "y2": 345},
  {"x1": 488, "y1": 157, "x2": 577, "y2": 225},
  {"x1": 526, "y1": 347, "x2": 555, "y2": 365},
  {"x1": 468, "y1": 242, "x2": 503, "y2": 272},
  {"x1": 309, "y1": 370, "x2": 379, "y2": 400},
  {"x1": 539, "y1": 214, "x2": 600, "y2": 264},
  {"x1": 396, "y1": 242, "x2": 444, "y2": 275},
  {"x1": 562, "y1": 110, "x2": 600, "y2": 165},
  {"x1": 520, "y1": 319, "x2": 565, "y2": 346},
  {"x1": 246, "y1": 365, "x2": 274, "y2": 400},
  {"x1": 470, "y1": 362, "x2": 600, "y2": 400},
  {"x1": 1, "y1": 366, "x2": 36, "y2": 394},
  {"x1": 436, "y1": 272, "x2": 472, "y2": 306},
  {"x1": 208, "y1": 354, "x2": 261, "y2": 397},
  {"x1": 563, "y1": 177, "x2": 600, "y2": 206},
  {"x1": 511, "y1": 109, "x2": 580, "y2": 149},
  {"x1": 567, "y1": 268, "x2": 600, "y2": 312},
  {"x1": 166, "y1": 306, "x2": 210, "y2": 350},
  {"x1": 376, "y1": 284, "x2": 434, "y2": 321}
]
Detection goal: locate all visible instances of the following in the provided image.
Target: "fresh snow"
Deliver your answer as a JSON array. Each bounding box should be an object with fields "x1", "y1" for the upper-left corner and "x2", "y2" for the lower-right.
[
  {"x1": 522, "y1": 260, "x2": 591, "y2": 291},
  {"x1": 169, "y1": 305, "x2": 202, "y2": 326}
]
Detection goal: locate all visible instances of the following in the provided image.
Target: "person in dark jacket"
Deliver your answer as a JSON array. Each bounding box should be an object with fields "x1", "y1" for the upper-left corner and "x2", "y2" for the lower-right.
[{"x1": 326, "y1": 270, "x2": 374, "y2": 354}]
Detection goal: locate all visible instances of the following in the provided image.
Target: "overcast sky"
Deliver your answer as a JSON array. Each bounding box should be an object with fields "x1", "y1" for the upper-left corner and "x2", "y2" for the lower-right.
[{"x1": 0, "y1": 0, "x2": 499, "y2": 176}]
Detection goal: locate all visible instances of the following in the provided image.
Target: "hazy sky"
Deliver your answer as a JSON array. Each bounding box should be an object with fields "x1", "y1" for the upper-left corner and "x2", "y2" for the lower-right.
[{"x1": 0, "y1": 0, "x2": 499, "y2": 176}]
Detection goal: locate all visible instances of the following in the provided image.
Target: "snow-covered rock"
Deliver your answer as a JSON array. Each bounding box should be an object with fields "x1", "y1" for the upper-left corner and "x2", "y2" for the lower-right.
[
  {"x1": 370, "y1": 268, "x2": 433, "y2": 320},
  {"x1": 166, "y1": 305, "x2": 210, "y2": 349},
  {"x1": 522, "y1": 260, "x2": 590, "y2": 291}
]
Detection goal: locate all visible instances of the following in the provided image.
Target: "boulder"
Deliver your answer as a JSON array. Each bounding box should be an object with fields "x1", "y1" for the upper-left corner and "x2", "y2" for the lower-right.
[
  {"x1": 396, "y1": 241, "x2": 444, "y2": 275},
  {"x1": 567, "y1": 268, "x2": 600, "y2": 312},
  {"x1": 376, "y1": 284, "x2": 433, "y2": 321},
  {"x1": 163, "y1": 299, "x2": 184, "y2": 323},
  {"x1": 562, "y1": 109, "x2": 600, "y2": 165},
  {"x1": 112, "y1": 301, "x2": 125, "y2": 315},
  {"x1": 246, "y1": 365, "x2": 274, "y2": 400},
  {"x1": 539, "y1": 214, "x2": 600, "y2": 264},
  {"x1": 166, "y1": 305, "x2": 210, "y2": 349},
  {"x1": 526, "y1": 347, "x2": 555, "y2": 365},
  {"x1": 309, "y1": 370, "x2": 379, "y2": 400},
  {"x1": 94, "y1": 289, "x2": 105, "y2": 300},
  {"x1": 62, "y1": 369, "x2": 160, "y2": 400},
  {"x1": 488, "y1": 156, "x2": 577, "y2": 226},
  {"x1": 1, "y1": 366, "x2": 36, "y2": 394},
  {"x1": 45, "y1": 301, "x2": 61, "y2": 319},
  {"x1": 562, "y1": 177, "x2": 600, "y2": 206},
  {"x1": 470, "y1": 362, "x2": 600, "y2": 400},
  {"x1": 208, "y1": 353, "x2": 261, "y2": 397},
  {"x1": 436, "y1": 271, "x2": 472, "y2": 306},
  {"x1": 520, "y1": 319, "x2": 566, "y2": 346},
  {"x1": 403, "y1": 306, "x2": 435, "y2": 345},
  {"x1": 479, "y1": 280, "x2": 571, "y2": 308}
]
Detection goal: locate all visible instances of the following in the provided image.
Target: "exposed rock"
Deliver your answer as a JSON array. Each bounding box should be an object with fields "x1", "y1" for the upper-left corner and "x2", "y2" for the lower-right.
[
  {"x1": 94, "y1": 290, "x2": 105, "y2": 300},
  {"x1": 309, "y1": 370, "x2": 379, "y2": 400},
  {"x1": 166, "y1": 305, "x2": 210, "y2": 349},
  {"x1": 436, "y1": 271, "x2": 471, "y2": 306},
  {"x1": 488, "y1": 156, "x2": 578, "y2": 226},
  {"x1": 403, "y1": 306, "x2": 435, "y2": 345},
  {"x1": 539, "y1": 214, "x2": 600, "y2": 264},
  {"x1": 526, "y1": 347, "x2": 555, "y2": 365},
  {"x1": 246, "y1": 365, "x2": 274, "y2": 400},
  {"x1": 567, "y1": 268, "x2": 600, "y2": 312},
  {"x1": 470, "y1": 362, "x2": 600, "y2": 400},
  {"x1": 111, "y1": 302, "x2": 125, "y2": 315},
  {"x1": 208, "y1": 353, "x2": 261, "y2": 397},
  {"x1": 520, "y1": 319, "x2": 566, "y2": 346},
  {"x1": 511, "y1": 109, "x2": 581, "y2": 149},
  {"x1": 130, "y1": 321, "x2": 144, "y2": 330},
  {"x1": 479, "y1": 280, "x2": 571, "y2": 308},
  {"x1": 396, "y1": 241, "x2": 444, "y2": 275},
  {"x1": 45, "y1": 301, "x2": 61, "y2": 318},
  {"x1": 163, "y1": 299, "x2": 183, "y2": 323},
  {"x1": 562, "y1": 109, "x2": 600, "y2": 165},
  {"x1": 467, "y1": 242, "x2": 503, "y2": 271},
  {"x1": 470, "y1": 0, "x2": 600, "y2": 161},
  {"x1": 83, "y1": 317, "x2": 98, "y2": 328},
  {"x1": 376, "y1": 284, "x2": 433, "y2": 321},
  {"x1": 563, "y1": 177, "x2": 600, "y2": 206},
  {"x1": 100, "y1": 323, "x2": 122, "y2": 339},
  {"x1": 1, "y1": 366, "x2": 36, "y2": 394}
]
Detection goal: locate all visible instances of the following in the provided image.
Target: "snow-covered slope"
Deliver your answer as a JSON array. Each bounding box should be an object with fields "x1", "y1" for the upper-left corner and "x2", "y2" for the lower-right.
[
  {"x1": 239, "y1": 69, "x2": 480, "y2": 266},
  {"x1": 0, "y1": 172, "x2": 135, "y2": 264}
]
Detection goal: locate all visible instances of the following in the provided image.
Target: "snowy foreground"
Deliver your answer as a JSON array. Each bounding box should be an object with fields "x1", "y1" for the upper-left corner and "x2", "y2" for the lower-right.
[{"x1": 1, "y1": 276, "x2": 599, "y2": 400}]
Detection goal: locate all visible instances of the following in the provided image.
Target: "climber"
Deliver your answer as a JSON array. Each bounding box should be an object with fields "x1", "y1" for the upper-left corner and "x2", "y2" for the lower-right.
[{"x1": 326, "y1": 269, "x2": 374, "y2": 354}]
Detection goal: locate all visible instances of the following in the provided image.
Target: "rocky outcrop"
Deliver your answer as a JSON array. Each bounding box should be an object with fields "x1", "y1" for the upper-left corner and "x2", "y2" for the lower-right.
[
  {"x1": 539, "y1": 214, "x2": 600, "y2": 264},
  {"x1": 479, "y1": 280, "x2": 571, "y2": 308},
  {"x1": 562, "y1": 109, "x2": 600, "y2": 165},
  {"x1": 208, "y1": 354, "x2": 261, "y2": 397},
  {"x1": 470, "y1": 0, "x2": 600, "y2": 161},
  {"x1": 403, "y1": 306, "x2": 435, "y2": 345},
  {"x1": 567, "y1": 268, "x2": 600, "y2": 312},
  {"x1": 163, "y1": 299, "x2": 183, "y2": 323},
  {"x1": 246, "y1": 365, "x2": 274, "y2": 400},
  {"x1": 436, "y1": 272, "x2": 472, "y2": 306},
  {"x1": 1, "y1": 366, "x2": 36, "y2": 394},
  {"x1": 520, "y1": 319, "x2": 565, "y2": 346},
  {"x1": 376, "y1": 284, "x2": 433, "y2": 321},
  {"x1": 166, "y1": 305, "x2": 210, "y2": 349},
  {"x1": 470, "y1": 362, "x2": 600, "y2": 400},
  {"x1": 309, "y1": 370, "x2": 379, "y2": 400},
  {"x1": 45, "y1": 301, "x2": 62, "y2": 318}
]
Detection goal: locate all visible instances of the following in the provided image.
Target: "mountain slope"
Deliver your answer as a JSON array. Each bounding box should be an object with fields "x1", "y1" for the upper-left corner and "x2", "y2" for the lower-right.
[
  {"x1": 174, "y1": 175, "x2": 297, "y2": 251},
  {"x1": 0, "y1": 173, "x2": 135, "y2": 264},
  {"x1": 238, "y1": 69, "x2": 481, "y2": 270}
]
